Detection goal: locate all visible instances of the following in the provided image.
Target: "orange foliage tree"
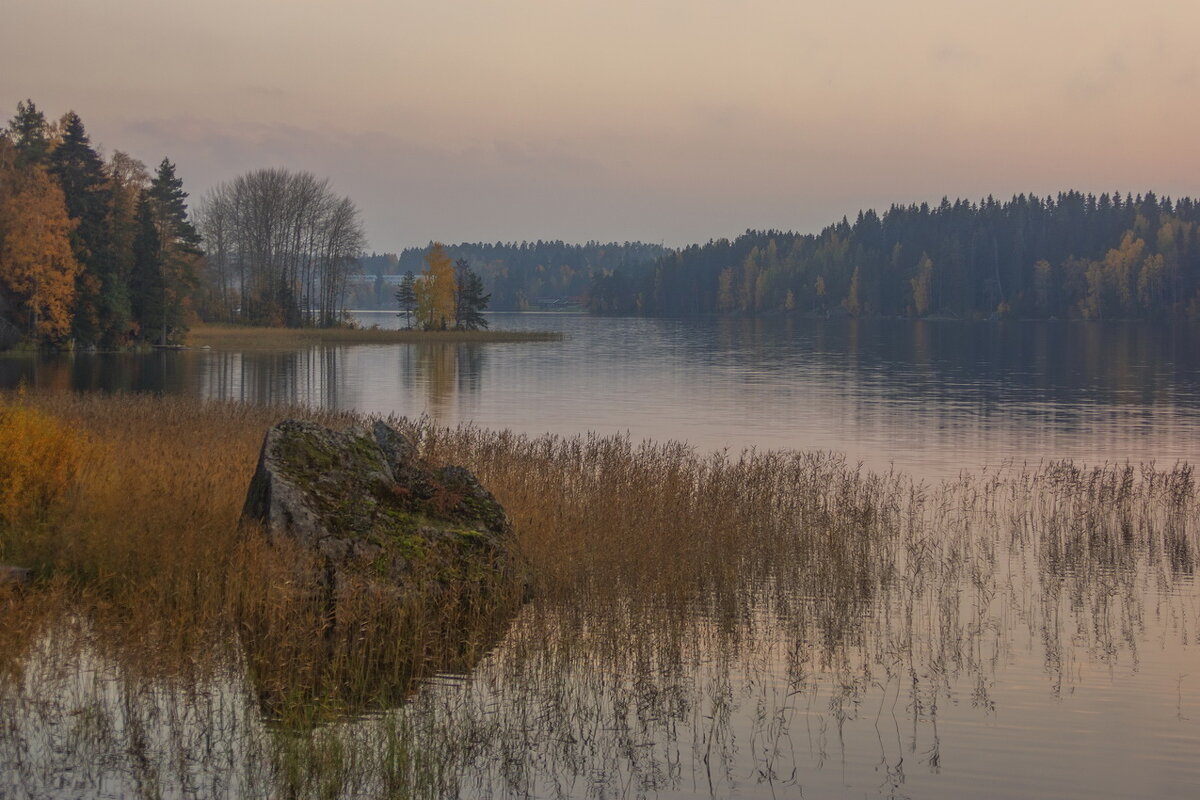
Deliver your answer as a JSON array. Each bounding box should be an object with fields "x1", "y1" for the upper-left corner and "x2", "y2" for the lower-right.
[{"x1": 0, "y1": 144, "x2": 81, "y2": 343}]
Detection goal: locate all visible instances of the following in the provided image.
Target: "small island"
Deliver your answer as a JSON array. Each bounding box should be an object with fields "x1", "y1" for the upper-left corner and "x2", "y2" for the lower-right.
[{"x1": 187, "y1": 323, "x2": 561, "y2": 350}]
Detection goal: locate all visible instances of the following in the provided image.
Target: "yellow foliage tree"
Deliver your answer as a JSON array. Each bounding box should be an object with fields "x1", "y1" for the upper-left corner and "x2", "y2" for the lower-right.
[
  {"x1": 910, "y1": 253, "x2": 934, "y2": 317},
  {"x1": 717, "y1": 266, "x2": 736, "y2": 312},
  {"x1": 416, "y1": 243, "x2": 457, "y2": 330},
  {"x1": 844, "y1": 266, "x2": 861, "y2": 316},
  {"x1": 1106, "y1": 232, "x2": 1145, "y2": 316},
  {"x1": 0, "y1": 150, "x2": 82, "y2": 342}
]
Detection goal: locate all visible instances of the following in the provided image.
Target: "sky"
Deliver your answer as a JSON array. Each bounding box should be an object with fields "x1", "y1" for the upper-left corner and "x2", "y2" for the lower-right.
[{"x1": 3, "y1": 0, "x2": 1199, "y2": 253}]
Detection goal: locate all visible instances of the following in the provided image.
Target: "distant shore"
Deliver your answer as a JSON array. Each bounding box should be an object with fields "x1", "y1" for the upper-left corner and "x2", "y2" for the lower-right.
[{"x1": 187, "y1": 323, "x2": 563, "y2": 350}]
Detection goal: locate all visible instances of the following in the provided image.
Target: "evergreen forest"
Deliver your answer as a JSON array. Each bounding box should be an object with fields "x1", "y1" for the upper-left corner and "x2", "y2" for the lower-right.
[{"x1": 588, "y1": 193, "x2": 1200, "y2": 320}]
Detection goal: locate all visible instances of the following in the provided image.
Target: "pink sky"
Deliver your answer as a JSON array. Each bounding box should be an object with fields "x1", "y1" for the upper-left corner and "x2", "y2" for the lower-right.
[{"x1": 3, "y1": 0, "x2": 1198, "y2": 252}]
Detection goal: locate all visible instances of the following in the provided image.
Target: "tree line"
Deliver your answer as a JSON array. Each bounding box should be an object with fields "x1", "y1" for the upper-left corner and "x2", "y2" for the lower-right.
[
  {"x1": 349, "y1": 240, "x2": 665, "y2": 311},
  {"x1": 0, "y1": 100, "x2": 201, "y2": 348},
  {"x1": 587, "y1": 192, "x2": 1200, "y2": 320}
]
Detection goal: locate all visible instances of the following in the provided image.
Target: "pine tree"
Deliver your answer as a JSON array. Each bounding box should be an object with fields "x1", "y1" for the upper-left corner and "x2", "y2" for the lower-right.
[
  {"x1": 148, "y1": 158, "x2": 201, "y2": 253},
  {"x1": 394, "y1": 271, "x2": 417, "y2": 329},
  {"x1": 453, "y1": 259, "x2": 490, "y2": 330}
]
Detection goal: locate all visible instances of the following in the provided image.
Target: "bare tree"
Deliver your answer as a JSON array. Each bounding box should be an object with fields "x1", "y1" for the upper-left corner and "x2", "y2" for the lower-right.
[{"x1": 195, "y1": 168, "x2": 366, "y2": 327}]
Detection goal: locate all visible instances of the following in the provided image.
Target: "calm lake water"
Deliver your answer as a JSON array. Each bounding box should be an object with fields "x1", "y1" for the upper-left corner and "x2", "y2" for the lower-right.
[
  {"x1": 1, "y1": 315, "x2": 1198, "y2": 799},
  {"x1": 3, "y1": 313, "x2": 1199, "y2": 480}
]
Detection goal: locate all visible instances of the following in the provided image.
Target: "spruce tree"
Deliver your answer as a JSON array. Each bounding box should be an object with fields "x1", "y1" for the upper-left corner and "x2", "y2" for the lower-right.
[
  {"x1": 5, "y1": 99, "x2": 52, "y2": 166},
  {"x1": 49, "y1": 111, "x2": 114, "y2": 344},
  {"x1": 131, "y1": 158, "x2": 201, "y2": 344},
  {"x1": 453, "y1": 259, "x2": 490, "y2": 330},
  {"x1": 130, "y1": 196, "x2": 164, "y2": 341},
  {"x1": 394, "y1": 271, "x2": 417, "y2": 329}
]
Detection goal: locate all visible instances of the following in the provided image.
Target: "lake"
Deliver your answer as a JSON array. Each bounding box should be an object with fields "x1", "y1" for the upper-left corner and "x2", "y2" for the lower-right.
[
  {"x1": 1, "y1": 315, "x2": 1197, "y2": 799},
  {"x1": 3, "y1": 313, "x2": 1199, "y2": 480}
]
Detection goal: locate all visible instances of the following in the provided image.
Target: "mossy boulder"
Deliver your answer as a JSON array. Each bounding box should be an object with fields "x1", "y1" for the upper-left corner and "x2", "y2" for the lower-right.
[
  {"x1": 240, "y1": 419, "x2": 529, "y2": 716},
  {"x1": 243, "y1": 418, "x2": 528, "y2": 604}
]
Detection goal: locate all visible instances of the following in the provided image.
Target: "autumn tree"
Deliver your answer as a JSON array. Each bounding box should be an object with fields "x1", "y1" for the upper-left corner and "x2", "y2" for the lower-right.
[
  {"x1": 910, "y1": 253, "x2": 933, "y2": 316},
  {"x1": 415, "y1": 244, "x2": 457, "y2": 330},
  {"x1": 103, "y1": 151, "x2": 149, "y2": 340},
  {"x1": 0, "y1": 143, "x2": 81, "y2": 343},
  {"x1": 717, "y1": 266, "x2": 736, "y2": 312},
  {"x1": 844, "y1": 266, "x2": 861, "y2": 316}
]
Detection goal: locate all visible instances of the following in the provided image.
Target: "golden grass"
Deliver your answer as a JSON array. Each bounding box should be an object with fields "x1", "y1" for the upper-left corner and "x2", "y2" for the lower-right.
[{"x1": 187, "y1": 322, "x2": 562, "y2": 350}]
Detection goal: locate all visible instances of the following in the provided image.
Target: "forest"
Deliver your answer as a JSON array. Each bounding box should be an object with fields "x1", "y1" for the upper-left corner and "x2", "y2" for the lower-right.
[
  {"x1": 349, "y1": 241, "x2": 666, "y2": 311},
  {"x1": 0, "y1": 101, "x2": 202, "y2": 348},
  {"x1": 587, "y1": 193, "x2": 1200, "y2": 320},
  {"x1": 0, "y1": 100, "x2": 367, "y2": 349}
]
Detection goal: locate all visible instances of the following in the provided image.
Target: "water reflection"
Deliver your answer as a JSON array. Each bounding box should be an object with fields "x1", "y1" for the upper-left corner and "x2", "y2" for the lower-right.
[
  {"x1": 2, "y1": 458, "x2": 1195, "y2": 799},
  {"x1": 395, "y1": 344, "x2": 486, "y2": 420},
  {"x1": 2, "y1": 316, "x2": 1198, "y2": 478}
]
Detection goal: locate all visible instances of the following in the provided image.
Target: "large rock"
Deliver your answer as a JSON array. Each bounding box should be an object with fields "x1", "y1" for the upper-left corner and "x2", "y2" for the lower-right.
[
  {"x1": 243, "y1": 418, "x2": 528, "y2": 602},
  {"x1": 240, "y1": 419, "x2": 529, "y2": 715}
]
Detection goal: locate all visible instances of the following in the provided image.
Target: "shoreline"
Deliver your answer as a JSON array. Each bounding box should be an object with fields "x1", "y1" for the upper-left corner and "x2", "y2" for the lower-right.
[{"x1": 186, "y1": 323, "x2": 563, "y2": 350}]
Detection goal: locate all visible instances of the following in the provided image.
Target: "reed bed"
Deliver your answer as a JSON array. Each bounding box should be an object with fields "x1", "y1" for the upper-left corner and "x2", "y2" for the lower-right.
[
  {"x1": 187, "y1": 323, "x2": 562, "y2": 350},
  {"x1": 0, "y1": 391, "x2": 1196, "y2": 798}
]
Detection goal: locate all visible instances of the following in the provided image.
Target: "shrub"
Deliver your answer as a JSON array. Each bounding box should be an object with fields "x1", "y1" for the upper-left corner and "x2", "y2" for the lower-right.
[{"x1": 0, "y1": 400, "x2": 89, "y2": 525}]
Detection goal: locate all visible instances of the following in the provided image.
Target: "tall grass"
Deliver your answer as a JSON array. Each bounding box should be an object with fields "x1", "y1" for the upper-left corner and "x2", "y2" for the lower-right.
[{"x1": 0, "y1": 391, "x2": 1196, "y2": 798}]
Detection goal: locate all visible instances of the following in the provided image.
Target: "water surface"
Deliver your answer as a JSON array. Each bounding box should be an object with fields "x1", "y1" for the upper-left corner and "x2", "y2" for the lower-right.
[{"x1": 3, "y1": 314, "x2": 1198, "y2": 480}]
